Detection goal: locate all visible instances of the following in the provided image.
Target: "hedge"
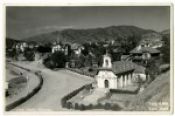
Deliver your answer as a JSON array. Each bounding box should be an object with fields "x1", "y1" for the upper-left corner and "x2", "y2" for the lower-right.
[
  {"x1": 66, "y1": 68, "x2": 95, "y2": 78},
  {"x1": 61, "y1": 83, "x2": 122, "y2": 111},
  {"x1": 64, "y1": 102, "x2": 121, "y2": 111},
  {"x1": 61, "y1": 83, "x2": 92, "y2": 109},
  {"x1": 110, "y1": 87, "x2": 140, "y2": 94},
  {"x1": 6, "y1": 64, "x2": 43, "y2": 111}
]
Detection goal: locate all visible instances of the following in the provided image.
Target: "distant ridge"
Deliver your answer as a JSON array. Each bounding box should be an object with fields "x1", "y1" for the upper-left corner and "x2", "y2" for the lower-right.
[
  {"x1": 22, "y1": 25, "x2": 157, "y2": 45},
  {"x1": 161, "y1": 29, "x2": 170, "y2": 35}
]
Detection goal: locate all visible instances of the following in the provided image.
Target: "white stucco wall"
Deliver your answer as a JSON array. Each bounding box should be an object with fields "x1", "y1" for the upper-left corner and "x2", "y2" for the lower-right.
[
  {"x1": 96, "y1": 70, "x2": 117, "y2": 89},
  {"x1": 133, "y1": 73, "x2": 146, "y2": 82}
]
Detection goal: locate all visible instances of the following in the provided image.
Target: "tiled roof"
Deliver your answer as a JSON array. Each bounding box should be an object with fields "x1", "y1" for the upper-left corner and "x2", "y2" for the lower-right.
[
  {"x1": 112, "y1": 61, "x2": 145, "y2": 74},
  {"x1": 71, "y1": 43, "x2": 82, "y2": 50},
  {"x1": 130, "y1": 47, "x2": 160, "y2": 54}
]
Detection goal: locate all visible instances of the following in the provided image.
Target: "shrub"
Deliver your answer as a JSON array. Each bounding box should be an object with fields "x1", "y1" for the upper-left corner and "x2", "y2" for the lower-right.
[
  {"x1": 95, "y1": 102, "x2": 103, "y2": 109},
  {"x1": 43, "y1": 51, "x2": 67, "y2": 69},
  {"x1": 43, "y1": 58, "x2": 55, "y2": 69},
  {"x1": 74, "y1": 103, "x2": 79, "y2": 110},
  {"x1": 88, "y1": 68, "x2": 93, "y2": 72},
  {"x1": 61, "y1": 98, "x2": 67, "y2": 108},
  {"x1": 24, "y1": 48, "x2": 35, "y2": 61},
  {"x1": 79, "y1": 104, "x2": 86, "y2": 111},
  {"x1": 104, "y1": 103, "x2": 111, "y2": 110},
  {"x1": 66, "y1": 102, "x2": 72, "y2": 109},
  {"x1": 86, "y1": 104, "x2": 93, "y2": 110},
  {"x1": 111, "y1": 104, "x2": 121, "y2": 111}
]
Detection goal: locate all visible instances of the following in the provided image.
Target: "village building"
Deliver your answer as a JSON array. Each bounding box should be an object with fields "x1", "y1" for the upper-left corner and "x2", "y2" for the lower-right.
[
  {"x1": 130, "y1": 45, "x2": 160, "y2": 63},
  {"x1": 52, "y1": 44, "x2": 62, "y2": 53},
  {"x1": 63, "y1": 44, "x2": 71, "y2": 56},
  {"x1": 28, "y1": 42, "x2": 38, "y2": 49},
  {"x1": 96, "y1": 54, "x2": 146, "y2": 89},
  {"x1": 15, "y1": 42, "x2": 27, "y2": 52},
  {"x1": 71, "y1": 43, "x2": 84, "y2": 55}
]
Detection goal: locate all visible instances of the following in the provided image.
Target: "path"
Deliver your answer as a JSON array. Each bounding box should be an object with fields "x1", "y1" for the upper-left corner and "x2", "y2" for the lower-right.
[{"x1": 13, "y1": 62, "x2": 94, "y2": 111}]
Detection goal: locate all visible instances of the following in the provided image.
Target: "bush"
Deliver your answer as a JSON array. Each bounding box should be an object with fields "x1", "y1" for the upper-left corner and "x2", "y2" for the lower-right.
[
  {"x1": 104, "y1": 103, "x2": 111, "y2": 110},
  {"x1": 79, "y1": 104, "x2": 86, "y2": 111},
  {"x1": 74, "y1": 103, "x2": 79, "y2": 110},
  {"x1": 95, "y1": 102, "x2": 103, "y2": 109},
  {"x1": 43, "y1": 58, "x2": 55, "y2": 69},
  {"x1": 110, "y1": 88, "x2": 139, "y2": 94},
  {"x1": 88, "y1": 68, "x2": 93, "y2": 72},
  {"x1": 66, "y1": 102, "x2": 72, "y2": 109},
  {"x1": 24, "y1": 48, "x2": 35, "y2": 61},
  {"x1": 86, "y1": 104, "x2": 93, "y2": 110},
  {"x1": 111, "y1": 104, "x2": 121, "y2": 111},
  {"x1": 61, "y1": 98, "x2": 67, "y2": 108},
  {"x1": 43, "y1": 51, "x2": 67, "y2": 69}
]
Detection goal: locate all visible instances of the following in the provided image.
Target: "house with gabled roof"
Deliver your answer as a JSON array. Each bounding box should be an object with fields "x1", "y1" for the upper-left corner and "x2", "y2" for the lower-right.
[
  {"x1": 130, "y1": 45, "x2": 160, "y2": 62},
  {"x1": 71, "y1": 43, "x2": 84, "y2": 55}
]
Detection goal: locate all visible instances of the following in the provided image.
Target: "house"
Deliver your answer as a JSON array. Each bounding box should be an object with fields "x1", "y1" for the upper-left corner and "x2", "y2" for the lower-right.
[
  {"x1": 71, "y1": 43, "x2": 84, "y2": 55},
  {"x1": 63, "y1": 44, "x2": 71, "y2": 56},
  {"x1": 140, "y1": 39, "x2": 163, "y2": 49},
  {"x1": 96, "y1": 53, "x2": 146, "y2": 89},
  {"x1": 52, "y1": 44, "x2": 62, "y2": 53},
  {"x1": 15, "y1": 42, "x2": 27, "y2": 52},
  {"x1": 130, "y1": 45, "x2": 160, "y2": 62},
  {"x1": 28, "y1": 42, "x2": 37, "y2": 49}
]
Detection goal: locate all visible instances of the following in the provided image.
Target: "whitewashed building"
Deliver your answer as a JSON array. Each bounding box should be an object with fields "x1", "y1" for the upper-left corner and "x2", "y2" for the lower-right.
[
  {"x1": 71, "y1": 43, "x2": 84, "y2": 55},
  {"x1": 52, "y1": 44, "x2": 62, "y2": 53},
  {"x1": 96, "y1": 54, "x2": 146, "y2": 89}
]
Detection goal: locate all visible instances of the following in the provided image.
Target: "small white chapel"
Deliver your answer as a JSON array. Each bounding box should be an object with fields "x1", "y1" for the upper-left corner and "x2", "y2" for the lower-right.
[{"x1": 95, "y1": 53, "x2": 139, "y2": 89}]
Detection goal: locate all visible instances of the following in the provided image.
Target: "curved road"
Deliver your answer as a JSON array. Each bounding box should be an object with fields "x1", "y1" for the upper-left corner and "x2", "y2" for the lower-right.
[{"x1": 13, "y1": 62, "x2": 94, "y2": 111}]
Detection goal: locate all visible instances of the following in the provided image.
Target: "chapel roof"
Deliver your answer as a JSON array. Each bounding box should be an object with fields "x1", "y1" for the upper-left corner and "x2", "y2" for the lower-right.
[{"x1": 112, "y1": 61, "x2": 145, "y2": 74}]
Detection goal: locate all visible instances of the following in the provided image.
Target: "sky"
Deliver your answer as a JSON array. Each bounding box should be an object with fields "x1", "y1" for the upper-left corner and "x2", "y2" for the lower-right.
[{"x1": 6, "y1": 6, "x2": 170, "y2": 39}]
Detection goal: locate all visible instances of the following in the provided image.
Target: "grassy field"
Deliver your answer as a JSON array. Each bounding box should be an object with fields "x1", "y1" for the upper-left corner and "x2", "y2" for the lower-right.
[{"x1": 6, "y1": 64, "x2": 27, "y2": 97}]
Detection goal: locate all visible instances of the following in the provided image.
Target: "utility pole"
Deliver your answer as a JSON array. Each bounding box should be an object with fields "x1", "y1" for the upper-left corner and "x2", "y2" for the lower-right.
[{"x1": 26, "y1": 75, "x2": 29, "y2": 94}]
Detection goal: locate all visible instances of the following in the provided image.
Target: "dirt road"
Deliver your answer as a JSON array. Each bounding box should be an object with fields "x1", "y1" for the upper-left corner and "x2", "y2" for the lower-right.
[{"x1": 13, "y1": 62, "x2": 94, "y2": 111}]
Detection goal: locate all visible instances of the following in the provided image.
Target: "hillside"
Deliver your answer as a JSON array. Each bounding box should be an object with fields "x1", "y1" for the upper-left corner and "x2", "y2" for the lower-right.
[
  {"x1": 128, "y1": 71, "x2": 170, "y2": 111},
  {"x1": 161, "y1": 29, "x2": 170, "y2": 35},
  {"x1": 23, "y1": 25, "x2": 156, "y2": 45}
]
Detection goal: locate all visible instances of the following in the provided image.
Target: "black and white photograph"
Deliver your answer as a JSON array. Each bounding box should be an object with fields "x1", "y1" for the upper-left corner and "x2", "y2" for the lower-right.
[{"x1": 5, "y1": 5, "x2": 172, "y2": 112}]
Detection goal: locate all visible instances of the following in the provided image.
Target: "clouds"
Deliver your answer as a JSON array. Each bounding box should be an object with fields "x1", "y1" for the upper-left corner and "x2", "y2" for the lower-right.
[{"x1": 6, "y1": 6, "x2": 170, "y2": 39}]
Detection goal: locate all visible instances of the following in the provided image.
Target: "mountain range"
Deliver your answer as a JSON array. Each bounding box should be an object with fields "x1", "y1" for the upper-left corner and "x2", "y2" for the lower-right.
[{"x1": 7, "y1": 25, "x2": 169, "y2": 46}]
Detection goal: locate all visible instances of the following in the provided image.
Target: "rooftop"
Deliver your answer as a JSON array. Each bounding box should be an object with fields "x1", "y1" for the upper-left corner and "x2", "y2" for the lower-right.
[
  {"x1": 71, "y1": 43, "x2": 83, "y2": 50},
  {"x1": 130, "y1": 46, "x2": 160, "y2": 54},
  {"x1": 98, "y1": 61, "x2": 145, "y2": 74},
  {"x1": 112, "y1": 61, "x2": 145, "y2": 74}
]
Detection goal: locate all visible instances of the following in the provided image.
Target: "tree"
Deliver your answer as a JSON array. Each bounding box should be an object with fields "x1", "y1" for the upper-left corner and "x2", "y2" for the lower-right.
[
  {"x1": 24, "y1": 48, "x2": 35, "y2": 61},
  {"x1": 145, "y1": 58, "x2": 161, "y2": 81},
  {"x1": 37, "y1": 46, "x2": 51, "y2": 54},
  {"x1": 51, "y1": 51, "x2": 67, "y2": 68},
  {"x1": 160, "y1": 34, "x2": 170, "y2": 64},
  {"x1": 43, "y1": 51, "x2": 67, "y2": 69}
]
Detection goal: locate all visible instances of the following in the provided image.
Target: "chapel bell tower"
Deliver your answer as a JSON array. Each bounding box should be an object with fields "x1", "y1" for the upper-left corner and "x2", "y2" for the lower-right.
[{"x1": 102, "y1": 54, "x2": 112, "y2": 69}]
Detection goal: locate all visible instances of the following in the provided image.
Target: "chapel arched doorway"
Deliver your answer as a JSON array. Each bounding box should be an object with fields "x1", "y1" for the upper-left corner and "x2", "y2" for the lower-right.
[{"x1": 104, "y1": 80, "x2": 109, "y2": 88}]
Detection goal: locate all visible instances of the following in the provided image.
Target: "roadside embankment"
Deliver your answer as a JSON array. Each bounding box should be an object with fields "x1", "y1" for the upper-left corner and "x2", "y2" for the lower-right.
[{"x1": 6, "y1": 63, "x2": 43, "y2": 111}]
